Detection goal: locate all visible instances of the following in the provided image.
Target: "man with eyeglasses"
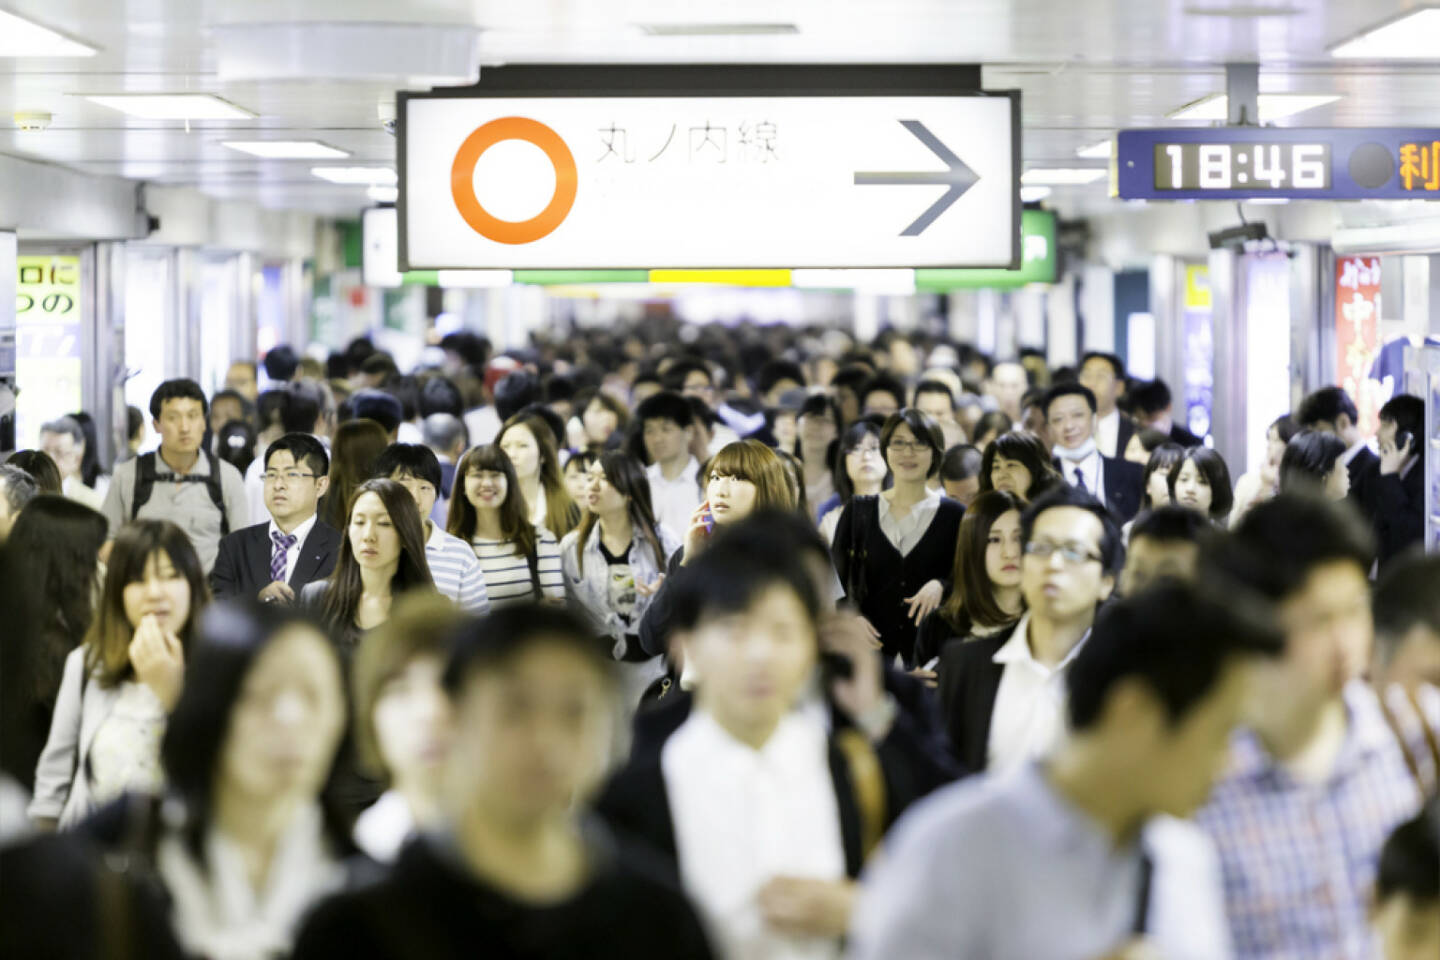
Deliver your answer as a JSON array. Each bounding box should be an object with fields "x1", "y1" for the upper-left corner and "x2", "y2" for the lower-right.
[
  {"x1": 210, "y1": 433, "x2": 341, "y2": 603},
  {"x1": 938, "y1": 484, "x2": 1121, "y2": 774}
]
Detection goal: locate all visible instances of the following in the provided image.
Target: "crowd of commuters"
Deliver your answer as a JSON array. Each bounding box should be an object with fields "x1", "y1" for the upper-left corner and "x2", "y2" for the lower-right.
[{"x1": 0, "y1": 319, "x2": 1436, "y2": 960}]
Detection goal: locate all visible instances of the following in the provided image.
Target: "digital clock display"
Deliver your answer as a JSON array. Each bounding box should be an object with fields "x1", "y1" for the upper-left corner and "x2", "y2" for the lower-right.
[{"x1": 1153, "y1": 143, "x2": 1333, "y2": 191}]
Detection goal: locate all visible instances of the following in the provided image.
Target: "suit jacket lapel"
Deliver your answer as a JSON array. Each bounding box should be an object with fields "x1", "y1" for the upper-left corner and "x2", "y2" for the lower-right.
[
  {"x1": 288, "y1": 522, "x2": 335, "y2": 588},
  {"x1": 249, "y1": 525, "x2": 275, "y2": 590}
]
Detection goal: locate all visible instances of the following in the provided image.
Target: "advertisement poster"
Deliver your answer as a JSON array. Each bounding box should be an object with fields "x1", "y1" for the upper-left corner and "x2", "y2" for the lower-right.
[
  {"x1": 1334, "y1": 256, "x2": 1384, "y2": 436},
  {"x1": 15, "y1": 255, "x2": 83, "y2": 447},
  {"x1": 1182, "y1": 264, "x2": 1214, "y2": 441}
]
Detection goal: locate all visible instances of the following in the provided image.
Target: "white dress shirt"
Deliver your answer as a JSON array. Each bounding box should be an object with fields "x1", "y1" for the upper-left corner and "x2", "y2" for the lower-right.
[
  {"x1": 876, "y1": 487, "x2": 942, "y2": 556},
  {"x1": 1060, "y1": 450, "x2": 1107, "y2": 506},
  {"x1": 646, "y1": 456, "x2": 702, "y2": 543},
  {"x1": 266, "y1": 514, "x2": 317, "y2": 584},
  {"x1": 1095, "y1": 409, "x2": 1122, "y2": 459},
  {"x1": 987, "y1": 612, "x2": 1091, "y2": 774},
  {"x1": 663, "y1": 709, "x2": 846, "y2": 960},
  {"x1": 1339, "y1": 438, "x2": 1372, "y2": 469}
]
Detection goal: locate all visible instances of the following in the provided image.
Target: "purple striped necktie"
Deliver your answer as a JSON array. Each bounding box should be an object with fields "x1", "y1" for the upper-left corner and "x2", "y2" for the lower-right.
[{"x1": 270, "y1": 530, "x2": 297, "y2": 583}]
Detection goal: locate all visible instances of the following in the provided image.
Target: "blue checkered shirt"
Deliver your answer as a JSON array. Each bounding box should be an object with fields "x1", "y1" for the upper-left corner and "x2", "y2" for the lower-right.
[{"x1": 1196, "y1": 682, "x2": 1439, "y2": 960}]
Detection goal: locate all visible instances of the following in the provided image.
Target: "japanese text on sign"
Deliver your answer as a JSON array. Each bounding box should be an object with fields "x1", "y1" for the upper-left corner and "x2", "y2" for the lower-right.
[
  {"x1": 597, "y1": 120, "x2": 780, "y2": 165},
  {"x1": 15, "y1": 255, "x2": 83, "y2": 448},
  {"x1": 1399, "y1": 141, "x2": 1440, "y2": 192},
  {"x1": 1334, "y1": 256, "x2": 1384, "y2": 437}
]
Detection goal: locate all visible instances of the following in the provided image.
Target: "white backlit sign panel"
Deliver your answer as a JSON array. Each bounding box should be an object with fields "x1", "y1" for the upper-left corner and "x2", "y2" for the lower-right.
[{"x1": 400, "y1": 93, "x2": 1018, "y2": 269}]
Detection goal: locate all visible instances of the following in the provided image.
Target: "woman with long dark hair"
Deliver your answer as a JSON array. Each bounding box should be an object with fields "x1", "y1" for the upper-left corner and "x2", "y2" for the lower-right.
[
  {"x1": 82, "y1": 602, "x2": 352, "y2": 959},
  {"x1": 797, "y1": 394, "x2": 843, "y2": 512},
  {"x1": 1140, "y1": 442, "x2": 1186, "y2": 513},
  {"x1": 1168, "y1": 446, "x2": 1234, "y2": 524},
  {"x1": 561, "y1": 452, "x2": 680, "y2": 698},
  {"x1": 1279, "y1": 429, "x2": 1351, "y2": 500},
  {"x1": 304, "y1": 479, "x2": 434, "y2": 649},
  {"x1": 833, "y1": 410, "x2": 965, "y2": 668},
  {"x1": 578, "y1": 389, "x2": 630, "y2": 452},
  {"x1": 816, "y1": 418, "x2": 890, "y2": 544},
  {"x1": 448, "y1": 444, "x2": 564, "y2": 608},
  {"x1": 978, "y1": 431, "x2": 1063, "y2": 503},
  {"x1": 30, "y1": 520, "x2": 209, "y2": 828},
  {"x1": 914, "y1": 490, "x2": 1026, "y2": 668},
  {"x1": 6, "y1": 496, "x2": 108, "y2": 794},
  {"x1": 320, "y1": 419, "x2": 388, "y2": 530},
  {"x1": 497, "y1": 412, "x2": 581, "y2": 538}
]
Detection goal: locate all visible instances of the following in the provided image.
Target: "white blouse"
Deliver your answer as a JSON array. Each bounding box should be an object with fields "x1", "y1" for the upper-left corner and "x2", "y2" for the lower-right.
[
  {"x1": 662, "y1": 709, "x2": 846, "y2": 960},
  {"x1": 86, "y1": 681, "x2": 166, "y2": 807}
]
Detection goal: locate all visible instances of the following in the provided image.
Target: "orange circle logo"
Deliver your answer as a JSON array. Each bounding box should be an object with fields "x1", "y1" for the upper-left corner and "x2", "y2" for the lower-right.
[{"x1": 450, "y1": 117, "x2": 577, "y2": 245}]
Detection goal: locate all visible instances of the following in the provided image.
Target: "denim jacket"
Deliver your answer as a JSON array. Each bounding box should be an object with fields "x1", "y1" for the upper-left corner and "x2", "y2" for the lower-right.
[{"x1": 560, "y1": 522, "x2": 680, "y2": 659}]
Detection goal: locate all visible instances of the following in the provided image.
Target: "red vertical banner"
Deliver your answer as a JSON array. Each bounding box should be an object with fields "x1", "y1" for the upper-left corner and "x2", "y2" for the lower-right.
[{"x1": 1334, "y1": 256, "x2": 1383, "y2": 436}]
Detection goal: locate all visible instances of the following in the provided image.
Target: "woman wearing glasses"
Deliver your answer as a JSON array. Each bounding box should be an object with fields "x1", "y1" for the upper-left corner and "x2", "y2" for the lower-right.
[
  {"x1": 833, "y1": 410, "x2": 964, "y2": 669},
  {"x1": 816, "y1": 418, "x2": 890, "y2": 545}
]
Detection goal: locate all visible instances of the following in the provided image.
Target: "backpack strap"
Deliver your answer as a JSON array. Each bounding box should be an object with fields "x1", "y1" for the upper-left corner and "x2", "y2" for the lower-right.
[
  {"x1": 201, "y1": 450, "x2": 229, "y2": 536},
  {"x1": 835, "y1": 728, "x2": 887, "y2": 861},
  {"x1": 130, "y1": 451, "x2": 228, "y2": 535},
  {"x1": 130, "y1": 453, "x2": 157, "y2": 521}
]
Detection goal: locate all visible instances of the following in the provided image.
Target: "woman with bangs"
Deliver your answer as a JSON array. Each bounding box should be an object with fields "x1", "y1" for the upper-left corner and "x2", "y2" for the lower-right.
[
  {"x1": 816, "y1": 418, "x2": 890, "y2": 545},
  {"x1": 449, "y1": 444, "x2": 565, "y2": 608},
  {"x1": 834, "y1": 410, "x2": 965, "y2": 669},
  {"x1": 31, "y1": 519, "x2": 210, "y2": 829},
  {"x1": 914, "y1": 490, "x2": 1026, "y2": 671},
  {"x1": 977, "y1": 431, "x2": 1063, "y2": 503},
  {"x1": 496, "y1": 411, "x2": 581, "y2": 539}
]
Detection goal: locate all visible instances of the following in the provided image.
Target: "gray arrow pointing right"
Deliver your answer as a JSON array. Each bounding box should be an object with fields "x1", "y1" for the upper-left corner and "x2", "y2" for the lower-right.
[{"x1": 854, "y1": 120, "x2": 981, "y2": 236}]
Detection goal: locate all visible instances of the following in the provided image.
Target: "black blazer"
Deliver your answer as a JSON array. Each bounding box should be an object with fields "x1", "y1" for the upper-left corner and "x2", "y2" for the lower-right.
[
  {"x1": 1169, "y1": 422, "x2": 1203, "y2": 448},
  {"x1": 1369, "y1": 464, "x2": 1424, "y2": 569},
  {"x1": 833, "y1": 496, "x2": 965, "y2": 667},
  {"x1": 210, "y1": 518, "x2": 342, "y2": 601},
  {"x1": 1101, "y1": 455, "x2": 1144, "y2": 523},
  {"x1": 1348, "y1": 447, "x2": 1381, "y2": 520},
  {"x1": 1113, "y1": 413, "x2": 1138, "y2": 460},
  {"x1": 935, "y1": 626, "x2": 1019, "y2": 775}
]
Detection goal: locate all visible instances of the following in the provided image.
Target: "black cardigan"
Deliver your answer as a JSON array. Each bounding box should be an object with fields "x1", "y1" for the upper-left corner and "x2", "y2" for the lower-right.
[{"x1": 832, "y1": 495, "x2": 965, "y2": 667}]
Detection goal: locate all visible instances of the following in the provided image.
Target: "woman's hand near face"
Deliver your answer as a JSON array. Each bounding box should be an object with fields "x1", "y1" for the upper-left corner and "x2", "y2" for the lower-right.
[
  {"x1": 820, "y1": 612, "x2": 889, "y2": 733},
  {"x1": 129, "y1": 613, "x2": 185, "y2": 710},
  {"x1": 680, "y1": 500, "x2": 712, "y2": 566}
]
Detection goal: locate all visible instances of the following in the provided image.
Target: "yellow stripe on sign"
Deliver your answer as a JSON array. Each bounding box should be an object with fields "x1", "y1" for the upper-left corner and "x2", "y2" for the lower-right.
[{"x1": 648, "y1": 269, "x2": 792, "y2": 287}]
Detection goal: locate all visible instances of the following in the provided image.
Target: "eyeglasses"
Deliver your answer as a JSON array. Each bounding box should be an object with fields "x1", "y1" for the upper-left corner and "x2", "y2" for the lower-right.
[
  {"x1": 262, "y1": 471, "x2": 318, "y2": 484},
  {"x1": 848, "y1": 443, "x2": 883, "y2": 458},
  {"x1": 1024, "y1": 540, "x2": 1103, "y2": 565},
  {"x1": 886, "y1": 440, "x2": 932, "y2": 454}
]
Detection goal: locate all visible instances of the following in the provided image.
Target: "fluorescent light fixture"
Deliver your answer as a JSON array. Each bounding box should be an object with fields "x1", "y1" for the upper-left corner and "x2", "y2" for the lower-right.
[
  {"x1": 1183, "y1": 5, "x2": 1303, "y2": 16},
  {"x1": 1021, "y1": 168, "x2": 1108, "y2": 185},
  {"x1": 366, "y1": 185, "x2": 399, "y2": 202},
  {"x1": 222, "y1": 140, "x2": 349, "y2": 159},
  {"x1": 1076, "y1": 140, "x2": 1113, "y2": 159},
  {"x1": 311, "y1": 166, "x2": 397, "y2": 185},
  {"x1": 1243, "y1": 197, "x2": 1291, "y2": 205},
  {"x1": 1020, "y1": 186, "x2": 1053, "y2": 202},
  {"x1": 82, "y1": 94, "x2": 255, "y2": 120},
  {"x1": 791, "y1": 269, "x2": 916, "y2": 294},
  {"x1": 1167, "y1": 93, "x2": 1341, "y2": 122},
  {"x1": 638, "y1": 23, "x2": 799, "y2": 36},
  {"x1": 1331, "y1": 8, "x2": 1440, "y2": 58},
  {"x1": 0, "y1": 11, "x2": 97, "y2": 57},
  {"x1": 437, "y1": 270, "x2": 514, "y2": 288}
]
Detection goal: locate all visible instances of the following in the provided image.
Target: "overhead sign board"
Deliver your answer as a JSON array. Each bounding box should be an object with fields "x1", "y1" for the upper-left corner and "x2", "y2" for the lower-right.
[
  {"x1": 1116, "y1": 127, "x2": 1440, "y2": 201},
  {"x1": 915, "y1": 209, "x2": 1056, "y2": 291},
  {"x1": 400, "y1": 76, "x2": 1018, "y2": 270}
]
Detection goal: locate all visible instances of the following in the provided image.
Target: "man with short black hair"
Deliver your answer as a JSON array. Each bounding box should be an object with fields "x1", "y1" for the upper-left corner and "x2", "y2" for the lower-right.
[
  {"x1": 102, "y1": 379, "x2": 249, "y2": 572},
  {"x1": 861, "y1": 374, "x2": 906, "y2": 418},
  {"x1": 1298, "y1": 385, "x2": 1379, "y2": 512},
  {"x1": 0, "y1": 464, "x2": 39, "y2": 543},
  {"x1": 39, "y1": 415, "x2": 103, "y2": 511},
  {"x1": 1120, "y1": 505, "x2": 1208, "y2": 596},
  {"x1": 915, "y1": 380, "x2": 959, "y2": 428},
  {"x1": 830, "y1": 364, "x2": 873, "y2": 426},
  {"x1": 938, "y1": 484, "x2": 1122, "y2": 774},
  {"x1": 1369, "y1": 394, "x2": 1425, "y2": 568},
  {"x1": 1079, "y1": 351, "x2": 1136, "y2": 459},
  {"x1": 662, "y1": 358, "x2": 716, "y2": 408},
  {"x1": 422, "y1": 412, "x2": 468, "y2": 502},
  {"x1": 638, "y1": 391, "x2": 700, "y2": 539},
  {"x1": 1196, "y1": 494, "x2": 1439, "y2": 960},
  {"x1": 1045, "y1": 382, "x2": 1144, "y2": 522},
  {"x1": 938, "y1": 444, "x2": 983, "y2": 507},
  {"x1": 755, "y1": 360, "x2": 806, "y2": 408},
  {"x1": 348, "y1": 389, "x2": 404, "y2": 441},
  {"x1": 492, "y1": 370, "x2": 541, "y2": 423},
  {"x1": 262, "y1": 344, "x2": 300, "y2": 386},
  {"x1": 211, "y1": 433, "x2": 339, "y2": 603},
  {"x1": 244, "y1": 380, "x2": 330, "y2": 530},
  {"x1": 854, "y1": 580, "x2": 1280, "y2": 959},
  {"x1": 374, "y1": 443, "x2": 489, "y2": 614},
  {"x1": 1128, "y1": 378, "x2": 1202, "y2": 448},
  {"x1": 1371, "y1": 553, "x2": 1440, "y2": 697},
  {"x1": 984, "y1": 361, "x2": 1029, "y2": 422}
]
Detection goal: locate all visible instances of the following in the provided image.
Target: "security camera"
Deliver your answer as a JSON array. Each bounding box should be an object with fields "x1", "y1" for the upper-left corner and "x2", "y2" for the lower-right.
[{"x1": 13, "y1": 111, "x2": 52, "y2": 132}]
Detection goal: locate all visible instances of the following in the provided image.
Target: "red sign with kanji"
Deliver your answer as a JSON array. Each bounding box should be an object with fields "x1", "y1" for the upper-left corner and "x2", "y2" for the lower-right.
[{"x1": 1334, "y1": 256, "x2": 1384, "y2": 436}]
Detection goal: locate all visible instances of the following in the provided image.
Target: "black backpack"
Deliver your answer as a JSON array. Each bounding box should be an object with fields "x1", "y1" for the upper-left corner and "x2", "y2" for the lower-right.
[{"x1": 130, "y1": 451, "x2": 229, "y2": 536}]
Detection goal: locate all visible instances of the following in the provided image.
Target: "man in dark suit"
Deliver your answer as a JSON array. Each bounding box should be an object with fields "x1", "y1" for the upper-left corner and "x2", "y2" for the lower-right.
[
  {"x1": 1369, "y1": 395, "x2": 1426, "y2": 569},
  {"x1": 937, "y1": 485, "x2": 1119, "y2": 774},
  {"x1": 211, "y1": 433, "x2": 340, "y2": 603},
  {"x1": 1127, "y1": 378, "x2": 1203, "y2": 448},
  {"x1": 1297, "y1": 385, "x2": 1380, "y2": 519},
  {"x1": 1078, "y1": 351, "x2": 1139, "y2": 459},
  {"x1": 1044, "y1": 382, "x2": 1145, "y2": 523}
]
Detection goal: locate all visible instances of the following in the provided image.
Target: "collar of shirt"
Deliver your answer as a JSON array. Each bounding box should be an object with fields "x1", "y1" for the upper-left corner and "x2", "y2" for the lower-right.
[
  {"x1": 993, "y1": 612, "x2": 1091, "y2": 675},
  {"x1": 1095, "y1": 409, "x2": 1121, "y2": 452},
  {"x1": 1226, "y1": 681, "x2": 1398, "y2": 784},
  {"x1": 877, "y1": 486, "x2": 942, "y2": 546},
  {"x1": 156, "y1": 450, "x2": 211, "y2": 477},
  {"x1": 268, "y1": 513, "x2": 317, "y2": 549},
  {"x1": 1012, "y1": 762, "x2": 1141, "y2": 860},
  {"x1": 649, "y1": 455, "x2": 699, "y2": 486},
  {"x1": 1339, "y1": 439, "x2": 1370, "y2": 468}
]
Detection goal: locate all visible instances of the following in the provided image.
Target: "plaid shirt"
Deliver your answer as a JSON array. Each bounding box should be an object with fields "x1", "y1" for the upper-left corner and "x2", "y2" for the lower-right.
[{"x1": 1196, "y1": 682, "x2": 1439, "y2": 960}]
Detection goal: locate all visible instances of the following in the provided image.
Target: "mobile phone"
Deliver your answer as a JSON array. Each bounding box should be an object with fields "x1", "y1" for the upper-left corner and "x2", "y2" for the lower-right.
[
  {"x1": 1397, "y1": 430, "x2": 1414, "y2": 452},
  {"x1": 703, "y1": 510, "x2": 714, "y2": 534}
]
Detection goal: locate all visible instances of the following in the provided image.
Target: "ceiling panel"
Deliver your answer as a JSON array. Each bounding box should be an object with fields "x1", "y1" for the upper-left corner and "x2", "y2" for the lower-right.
[{"x1": 1, "y1": 0, "x2": 1437, "y2": 216}]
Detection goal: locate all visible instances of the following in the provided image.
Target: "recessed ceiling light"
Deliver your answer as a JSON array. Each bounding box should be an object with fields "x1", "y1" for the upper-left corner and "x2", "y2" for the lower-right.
[
  {"x1": 637, "y1": 23, "x2": 799, "y2": 36},
  {"x1": 1020, "y1": 186, "x2": 1053, "y2": 202},
  {"x1": 1076, "y1": 140, "x2": 1113, "y2": 160},
  {"x1": 1167, "y1": 93, "x2": 1341, "y2": 122},
  {"x1": 1021, "y1": 168, "x2": 1107, "y2": 185},
  {"x1": 0, "y1": 11, "x2": 97, "y2": 57},
  {"x1": 1331, "y1": 7, "x2": 1440, "y2": 59},
  {"x1": 311, "y1": 167, "x2": 397, "y2": 185},
  {"x1": 1183, "y1": 4, "x2": 1304, "y2": 17},
  {"x1": 222, "y1": 140, "x2": 350, "y2": 159},
  {"x1": 367, "y1": 184, "x2": 399, "y2": 202},
  {"x1": 81, "y1": 94, "x2": 255, "y2": 120}
]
